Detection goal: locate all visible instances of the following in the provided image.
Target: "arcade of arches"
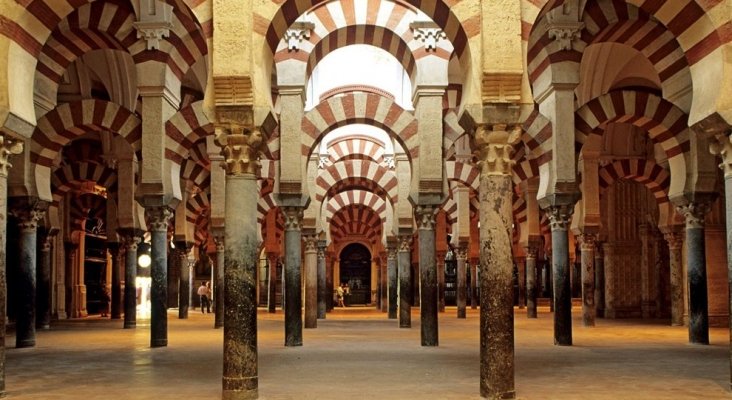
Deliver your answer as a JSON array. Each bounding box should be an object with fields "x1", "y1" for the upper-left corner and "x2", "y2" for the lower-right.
[{"x1": 0, "y1": 0, "x2": 731, "y2": 399}]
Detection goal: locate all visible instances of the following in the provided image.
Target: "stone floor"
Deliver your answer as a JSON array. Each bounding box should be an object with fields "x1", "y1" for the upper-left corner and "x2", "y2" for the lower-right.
[{"x1": 4, "y1": 306, "x2": 730, "y2": 399}]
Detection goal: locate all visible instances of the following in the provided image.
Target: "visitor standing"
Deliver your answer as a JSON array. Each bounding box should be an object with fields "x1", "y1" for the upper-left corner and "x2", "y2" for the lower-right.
[{"x1": 197, "y1": 281, "x2": 210, "y2": 313}]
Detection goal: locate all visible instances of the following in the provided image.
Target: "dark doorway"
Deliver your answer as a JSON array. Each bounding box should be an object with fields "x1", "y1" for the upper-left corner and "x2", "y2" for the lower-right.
[{"x1": 339, "y1": 243, "x2": 371, "y2": 305}]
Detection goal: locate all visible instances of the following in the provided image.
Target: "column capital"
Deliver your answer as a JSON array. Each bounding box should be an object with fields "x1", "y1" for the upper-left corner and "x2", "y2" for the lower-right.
[
  {"x1": 10, "y1": 198, "x2": 48, "y2": 233},
  {"x1": 709, "y1": 132, "x2": 732, "y2": 177},
  {"x1": 397, "y1": 235, "x2": 412, "y2": 252},
  {"x1": 523, "y1": 241, "x2": 540, "y2": 259},
  {"x1": 0, "y1": 134, "x2": 23, "y2": 178},
  {"x1": 473, "y1": 124, "x2": 521, "y2": 176},
  {"x1": 146, "y1": 206, "x2": 173, "y2": 232},
  {"x1": 547, "y1": 22, "x2": 584, "y2": 51},
  {"x1": 303, "y1": 234, "x2": 317, "y2": 252},
  {"x1": 119, "y1": 232, "x2": 141, "y2": 252},
  {"x1": 676, "y1": 201, "x2": 713, "y2": 229},
  {"x1": 455, "y1": 245, "x2": 468, "y2": 261},
  {"x1": 216, "y1": 126, "x2": 263, "y2": 177},
  {"x1": 414, "y1": 205, "x2": 437, "y2": 230},
  {"x1": 662, "y1": 230, "x2": 684, "y2": 250},
  {"x1": 545, "y1": 203, "x2": 574, "y2": 232},
  {"x1": 282, "y1": 206, "x2": 304, "y2": 231},
  {"x1": 317, "y1": 240, "x2": 327, "y2": 259},
  {"x1": 579, "y1": 233, "x2": 596, "y2": 251}
]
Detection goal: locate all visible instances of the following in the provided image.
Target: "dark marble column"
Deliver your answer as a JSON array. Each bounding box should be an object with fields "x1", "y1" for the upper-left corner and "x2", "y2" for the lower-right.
[
  {"x1": 594, "y1": 243, "x2": 604, "y2": 318},
  {"x1": 146, "y1": 206, "x2": 173, "y2": 348},
  {"x1": 317, "y1": 240, "x2": 327, "y2": 319},
  {"x1": 282, "y1": 206, "x2": 304, "y2": 346},
  {"x1": 109, "y1": 243, "x2": 122, "y2": 320},
  {"x1": 437, "y1": 252, "x2": 446, "y2": 313},
  {"x1": 416, "y1": 206, "x2": 438, "y2": 346},
  {"x1": 580, "y1": 234, "x2": 596, "y2": 327},
  {"x1": 546, "y1": 204, "x2": 574, "y2": 346},
  {"x1": 525, "y1": 244, "x2": 539, "y2": 319},
  {"x1": 380, "y1": 255, "x2": 388, "y2": 312},
  {"x1": 0, "y1": 136, "x2": 22, "y2": 395},
  {"x1": 36, "y1": 230, "x2": 53, "y2": 330},
  {"x1": 516, "y1": 256, "x2": 526, "y2": 309},
  {"x1": 397, "y1": 235, "x2": 412, "y2": 328},
  {"x1": 663, "y1": 231, "x2": 683, "y2": 326},
  {"x1": 456, "y1": 243, "x2": 468, "y2": 319},
  {"x1": 387, "y1": 245, "x2": 398, "y2": 319},
  {"x1": 719, "y1": 140, "x2": 732, "y2": 390},
  {"x1": 677, "y1": 201, "x2": 713, "y2": 344},
  {"x1": 470, "y1": 257, "x2": 478, "y2": 309},
  {"x1": 303, "y1": 234, "x2": 317, "y2": 329},
  {"x1": 220, "y1": 129, "x2": 262, "y2": 400},
  {"x1": 215, "y1": 235, "x2": 225, "y2": 328},
  {"x1": 325, "y1": 253, "x2": 334, "y2": 312},
  {"x1": 176, "y1": 241, "x2": 191, "y2": 319},
  {"x1": 266, "y1": 251, "x2": 277, "y2": 314},
  {"x1": 475, "y1": 125, "x2": 516, "y2": 399},
  {"x1": 10, "y1": 199, "x2": 47, "y2": 348},
  {"x1": 119, "y1": 231, "x2": 140, "y2": 329}
]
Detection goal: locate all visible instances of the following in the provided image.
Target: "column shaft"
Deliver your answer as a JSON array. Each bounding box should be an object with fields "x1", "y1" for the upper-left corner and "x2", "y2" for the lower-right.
[
  {"x1": 456, "y1": 246, "x2": 467, "y2": 319},
  {"x1": 594, "y1": 245, "x2": 604, "y2": 318},
  {"x1": 397, "y1": 236, "x2": 411, "y2": 328},
  {"x1": 603, "y1": 244, "x2": 615, "y2": 318},
  {"x1": 548, "y1": 205, "x2": 573, "y2": 346},
  {"x1": 121, "y1": 234, "x2": 139, "y2": 329},
  {"x1": 387, "y1": 247, "x2": 397, "y2": 319},
  {"x1": 303, "y1": 236, "x2": 317, "y2": 329},
  {"x1": 12, "y1": 203, "x2": 45, "y2": 348},
  {"x1": 266, "y1": 252, "x2": 277, "y2": 314},
  {"x1": 678, "y1": 202, "x2": 711, "y2": 344},
  {"x1": 283, "y1": 207, "x2": 303, "y2": 346},
  {"x1": 317, "y1": 243, "x2": 326, "y2": 319},
  {"x1": 517, "y1": 257, "x2": 526, "y2": 309},
  {"x1": 437, "y1": 256, "x2": 445, "y2": 313},
  {"x1": 215, "y1": 238, "x2": 225, "y2": 328},
  {"x1": 109, "y1": 244, "x2": 122, "y2": 320},
  {"x1": 580, "y1": 236, "x2": 596, "y2": 327},
  {"x1": 416, "y1": 206, "x2": 438, "y2": 346},
  {"x1": 664, "y1": 233, "x2": 683, "y2": 326},
  {"x1": 36, "y1": 232, "x2": 52, "y2": 329},
  {"x1": 525, "y1": 247, "x2": 538, "y2": 318},
  {"x1": 178, "y1": 245, "x2": 190, "y2": 319},
  {"x1": 148, "y1": 206, "x2": 172, "y2": 348}
]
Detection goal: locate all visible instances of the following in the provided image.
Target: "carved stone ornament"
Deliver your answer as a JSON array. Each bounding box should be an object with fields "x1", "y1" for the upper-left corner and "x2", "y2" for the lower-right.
[
  {"x1": 547, "y1": 24, "x2": 584, "y2": 51},
  {"x1": 524, "y1": 243, "x2": 540, "y2": 259},
  {"x1": 282, "y1": 207, "x2": 304, "y2": 231},
  {"x1": 219, "y1": 126, "x2": 263, "y2": 176},
  {"x1": 663, "y1": 231, "x2": 683, "y2": 250},
  {"x1": 580, "y1": 233, "x2": 596, "y2": 251},
  {"x1": 304, "y1": 235, "x2": 317, "y2": 252},
  {"x1": 709, "y1": 132, "x2": 732, "y2": 177},
  {"x1": 11, "y1": 204, "x2": 47, "y2": 233},
  {"x1": 121, "y1": 234, "x2": 140, "y2": 251},
  {"x1": 146, "y1": 206, "x2": 173, "y2": 232},
  {"x1": 0, "y1": 135, "x2": 23, "y2": 177},
  {"x1": 383, "y1": 155, "x2": 395, "y2": 169},
  {"x1": 413, "y1": 27, "x2": 447, "y2": 51},
  {"x1": 387, "y1": 246, "x2": 397, "y2": 260},
  {"x1": 546, "y1": 204, "x2": 574, "y2": 231},
  {"x1": 285, "y1": 27, "x2": 311, "y2": 51},
  {"x1": 318, "y1": 155, "x2": 329, "y2": 169},
  {"x1": 455, "y1": 245, "x2": 468, "y2": 261},
  {"x1": 474, "y1": 124, "x2": 521, "y2": 175},
  {"x1": 414, "y1": 205, "x2": 436, "y2": 230},
  {"x1": 133, "y1": 0, "x2": 173, "y2": 50},
  {"x1": 397, "y1": 235, "x2": 412, "y2": 252},
  {"x1": 676, "y1": 202, "x2": 710, "y2": 230}
]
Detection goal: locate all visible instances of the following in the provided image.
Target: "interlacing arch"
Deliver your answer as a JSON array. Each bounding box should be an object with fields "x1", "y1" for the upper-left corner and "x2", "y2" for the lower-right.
[
  {"x1": 314, "y1": 159, "x2": 398, "y2": 204},
  {"x1": 302, "y1": 92, "x2": 418, "y2": 160},
  {"x1": 597, "y1": 159, "x2": 670, "y2": 204}
]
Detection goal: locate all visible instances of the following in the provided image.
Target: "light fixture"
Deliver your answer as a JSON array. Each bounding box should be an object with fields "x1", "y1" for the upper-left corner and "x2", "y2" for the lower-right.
[{"x1": 138, "y1": 242, "x2": 151, "y2": 268}]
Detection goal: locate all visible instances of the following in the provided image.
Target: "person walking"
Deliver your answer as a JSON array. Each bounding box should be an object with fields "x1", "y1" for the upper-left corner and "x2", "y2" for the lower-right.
[
  {"x1": 197, "y1": 281, "x2": 210, "y2": 314},
  {"x1": 336, "y1": 283, "x2": 345, "y2": 308}
]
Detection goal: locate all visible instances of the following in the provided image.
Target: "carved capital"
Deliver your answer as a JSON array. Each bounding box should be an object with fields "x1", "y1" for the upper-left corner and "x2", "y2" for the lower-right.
[
  {"x1": 473, "y1": 124, "x2": 521, "y2": 176},
  {"x1": 10, "y1": 200, "x2": 48, "y2": 233},
  {"x1": 455, "y1": 245, "x2": 468, "y2": 261},
  {"x1": 524, "y1": 242, "x2": 540, "y2": 259},
  {"x1": 133, "y1": 0, "x2": 173, "y2": 50},
  {"x1": 547, "y1": 23, "x2": 584, "y2": 51},
  {"x1": 676, "y1": 202, "x2": 711, "y2": 229},
  {"x1": 545, "y1": 204, "x2": 574, "y2": 232},
  {"x1": 146, "y1": 206, "x2": 173, "y2": 232},
  {"x1": 709, "y1": 132, "x2": 732, "y2": 177},
  {"x1": 579, "y1": 233, "x2": 596, "y2": 251},
  {"x1": 217, "y1": 126, "x2": 263, "y2": 176},
  {"x1": 414, "y1": 205, "x2": 436, "y2": 230},
  {"x1": 214, "y1": 235, "x2": 225, "y2": 252},
  {"x1": 303, "y1": 235, "x2": 317, "y2": 252},
  {"x1": 663, "y1": 231, "x2": 684, "y2": 250},
  {"x1": 317, "y1": 240, "x2": 327, "y2": 259},
  {"x1": 282, "y1": 206, "x2": 304, "y2": 231},
  {"x1": 0, "y1": 135, "x2": 22, "y2": 178},
  {"x1": 387, "y1": 246, "x2": 397, "y2": 260},
  {"x1": 397, "y1": 235, "x2": 412, "y2": 252}
]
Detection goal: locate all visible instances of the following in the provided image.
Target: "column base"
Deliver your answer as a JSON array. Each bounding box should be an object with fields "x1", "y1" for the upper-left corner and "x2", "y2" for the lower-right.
[
  {"x1": 285, "y1": 340, "x2": 302, "y2": 347},
  {"x1": 151, "y1": 339, "x2": 168, "y2": 347},
  {"x1": 457, "y1": 311, "x2": 466, "y2": 319},
  {"x1": 37, "y1": 324, "x2": 50, "y2": 330},
  {"x1": 481, "y1": 390, "x2": 516, "y2": 399},
  {"x1": 222, "y1": 376, "x2": 257, "y2": 400},
  {"x1": 16, "y1": 339, "x2": 35, "y2": 348},
  {"x1": 215, "y1": 322, "x2": 223, "y2": 329},
  {"x1": 124, "y1": 322, "x2": 136, "y2": 329}
]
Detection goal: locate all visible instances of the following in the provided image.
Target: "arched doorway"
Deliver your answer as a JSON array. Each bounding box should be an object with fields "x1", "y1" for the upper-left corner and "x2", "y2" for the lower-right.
[{"x1": 339, "y1": 243, "x2": 371, "y2": 305}]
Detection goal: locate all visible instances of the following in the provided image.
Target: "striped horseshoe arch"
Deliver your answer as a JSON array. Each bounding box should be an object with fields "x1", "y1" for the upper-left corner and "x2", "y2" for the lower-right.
[
  {"x1": 325, "y1": 190, "x2": 387, "y2": 224},
  {"x1": 51, "y1": 161, "x2": 118, "y2": 208},
  {"x1": 302, "y1": 92, "x2": 418, "y2": 160},
  {"x1": 329, "y1": 204, "x2": 383, "y2": 244},
  {"x1": 326, "y1": 136, "x2": 387, "y2": 164},
  {"x1": 597, "y1": 159, "x2": 670, "y2": 204},
  {"x1": 314, "y1": 159, "x2": 398, "y2": 205},
  {"x1": 165, "y1": 101, "x2": 214, "y2": 165}
]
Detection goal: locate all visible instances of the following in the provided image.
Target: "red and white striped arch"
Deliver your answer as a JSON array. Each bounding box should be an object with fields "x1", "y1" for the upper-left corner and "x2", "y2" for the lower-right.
[
  {"x1": 180, "y1": 159, "x2": 210, "y2": 191},
  {"x1": 314, "y1": 159, "x2": 398, "y2": 204},
  {"x1": 329, "y1": 204, "x2": 383, "y2": 244},
  {"x1": 186, "y1": 190, "x2": 210, "y2": 225},
  {"x1": 597, "y1": 159, "x2": 670, "y2": 204},
  {"x1": 326, "y1": 136, "x2": 386, "y2": 164},
  {"x1": 325, "y1": 190, "x2": 387, "y2": 224},
  {"x1": 445, "y1": 160, "x2": 479, "y2": 193},
  {"x1": 302, "y1": 92, "x2": 418, "y2": 159},
  {"x1": 521, "y1": 107, "x2": 553, "y2": 165},
  {"x1": 32, "y1": 99, "x2": 141, "y2": 168},
  {"x1": 51, "y1": 161, "x2": 117, "y2": 208},
  {"x1": 165, "y1": 101, "x2": 214, "y2": 166}
]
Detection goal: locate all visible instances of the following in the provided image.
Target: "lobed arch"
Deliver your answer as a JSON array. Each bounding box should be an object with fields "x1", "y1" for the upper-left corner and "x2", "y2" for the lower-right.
[
  {"x1": 574, "y1": 90, "x2": 689, "y2": 196},
  {"x1": 302, "y1": 92, "x2": 418, "y2": 161},
  {"x1": 314, "y1": 158, "x2": 398, "y2": 205}
]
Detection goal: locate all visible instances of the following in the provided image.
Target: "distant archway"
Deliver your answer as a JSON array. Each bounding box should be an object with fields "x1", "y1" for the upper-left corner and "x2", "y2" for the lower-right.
[{"x1": 339, "y1": 243, "x2": 372, "y2": 306}]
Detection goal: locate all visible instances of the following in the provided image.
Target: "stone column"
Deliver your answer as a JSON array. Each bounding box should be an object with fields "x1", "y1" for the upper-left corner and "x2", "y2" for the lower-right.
[
  {"x1": 266, "y1": 251, "x2": 277, "y2": 314},
  {"x1": 470, "y1": 257, "x2": 478, "y2": 309},
  {"x1": 387, "y1": 244, "x2": 398, "y2": 319},
  {"x1": 640, "y1": 224, "x2": 653, "y2": 319},
  {"x1": 437, "y1": 251, "x2": 446, "y2": 313},
  {"x1": 176, "y1": 241, "x2": 191, "y2": 319},
  {"x1": 326, "y1": 252, "x2": 334, "y2": 312},
  {"x1": 580, "y1": 234, "x2": 596, "y2": 327},
  {"x1": 214, "y1": 235, "x2": 225, "y2": 328},
  {"x1": 397, "y1": 235, "x2": 412, "y2": 328},
  {"x1": 603, "y1": 243, "x2": 616, "y2": 318},
  {"x1": 474, "y1": 124, "x2": 516, "y2": 399},
  {"x1": 677, "y1": 201, "x2": 713, "y2": 344},
  {"x1": 146, "y1": 206, "x2": 172, "y2": 347},
  {"x1": 663, "y1": 230, "x2": 684, "y2": 326},
  {"x1": 416, "y1": 206, "x2": 438, "y2": 346},
  {"x1": 218, "y1": 125, "x2": 263, "y2": 400},
  {"x1": 516, "y1": 256, "x2": 526, "y2": 309},
  {"x1": 0, "y1": 135, "x2": 22, "y2": 395},
  {"x1": 36, "y1": 230, "x2": 53, "y2": 329},
  {"x1": 10, "y1": 199, "x2": 47, "y2": 348},
  {"x1": 109, "y1": 243, "x2": 122, "y2": 320},
  {"x1": 594, "y1": 243, "x2": 604, "y2": 318},
  {"x1": 525, "y1": 243, "x2": 539, "y2": 318},
  {"x1": 547, "y1": 204, "x2": 574, "y2": 345},
  {"x1": 282, "y1": 206, "x2": 304, "y2": 345},
  {"x1": 119, "y1": 231, "x2": 140, "y2": 329},
  {"x1": 456, "y1": 243, "x2": 468, "y2": 319},
  {"x1": 317, "y1": 240, "x2": 327, "y2": 320},
  {"x1": 303, "y1": 234, "x2": 317, "y2": 329}
]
